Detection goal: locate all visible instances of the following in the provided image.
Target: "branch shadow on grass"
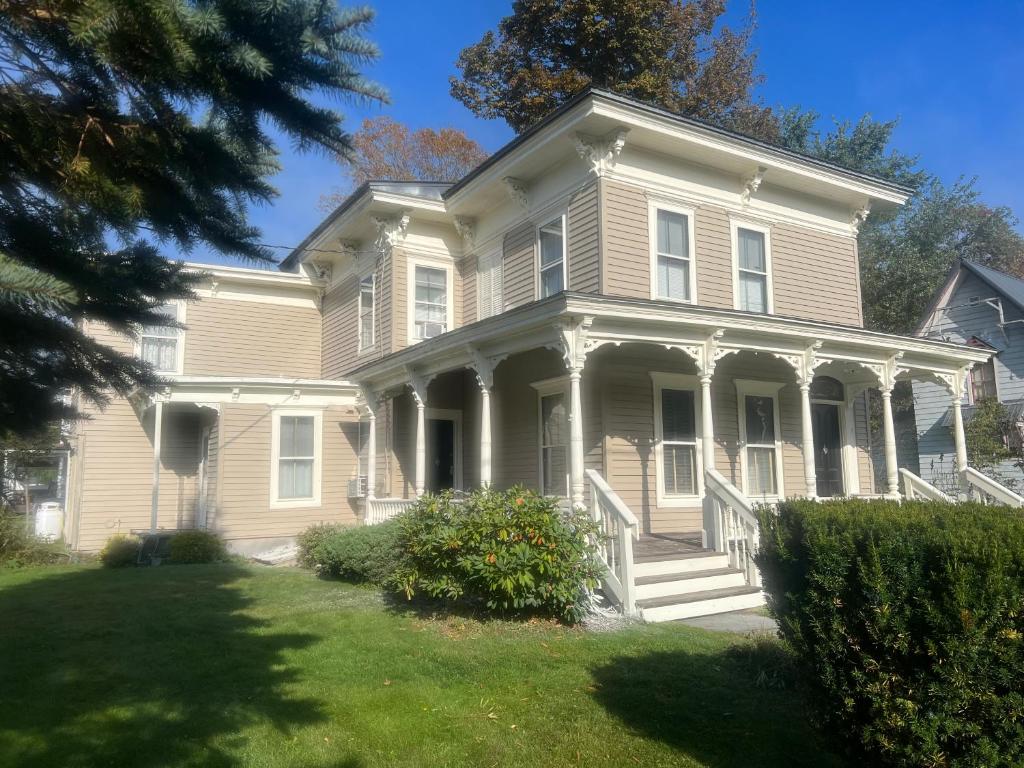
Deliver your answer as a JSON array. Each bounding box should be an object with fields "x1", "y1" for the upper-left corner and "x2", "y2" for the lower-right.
[
  {"x1": 0, "y1": 564, "x2": 336, "y2": 768},
  {"x1": 589, "y1": 638, "x2": 846, "y2": 768}
]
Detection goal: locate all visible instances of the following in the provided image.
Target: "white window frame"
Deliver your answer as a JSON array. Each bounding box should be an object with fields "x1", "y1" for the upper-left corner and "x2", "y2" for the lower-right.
[
  {"x1": 648, "y1": 201, "x2": 698, "y2": 304},
  {"x1": 357, "y1": 272, "x2": 376, "y2": 353},
  {"x1": 651, "y1": 372, "x2": 704, "y2": 508},
  {"x1": 731, "y1": 219, "x2": 774, "y2": 314},
  {"x1": 968, "y1": 356, "x2": 999, "y2": 404},
  {"x1": 137, "y1": 300, "x2": 186, "y2": 375},
  {"x1": 531, "y1": 376, "x2": 570, "y2": 498},
  {"x1": 476, "y1": 245, "x2": 504, "y2": 319},
  {"x1": 406, "y1": 256, "x2": 455, "y2": 344},
  {"x1": 735, "y1": 379, "x2": 785, "y2": 501},
  {"x1": 535, "y1": 213, "x2": 568, "y2": 300},
  {"x1": 270, "y1": 407, "x2": 323, "y2": 509}
]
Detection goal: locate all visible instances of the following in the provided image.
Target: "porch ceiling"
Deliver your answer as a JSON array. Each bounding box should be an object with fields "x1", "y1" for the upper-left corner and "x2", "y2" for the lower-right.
[{"x1": 349, "y1": 292, "x2": 992, "y2": 397}]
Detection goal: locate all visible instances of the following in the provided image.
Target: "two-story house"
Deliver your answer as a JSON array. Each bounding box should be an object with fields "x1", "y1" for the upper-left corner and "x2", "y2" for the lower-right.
[
  {"x1": 65, "y1": 89, "x2": 992, "y2": 620},
  {"x1": 914, "y1": 259, "x2": 1024, "y2": 492}
]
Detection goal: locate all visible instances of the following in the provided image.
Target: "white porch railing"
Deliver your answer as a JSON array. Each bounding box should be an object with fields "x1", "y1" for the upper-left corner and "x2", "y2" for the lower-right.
[
  {"x1": 365, "y1": 497, "x2": 416, "y2": 525},
  {"x1": 705, "y1": 468, "x2": 760, "y2": 587},
  {"x1": 962, "y1": 467, "x2": 1024, "y2": 507},
  {"x1": 900, "y1": 468, "x2": 953, "y2": 502},
  {"x1": 586, "y1": 468, "x2": 640, "y2": 616}
]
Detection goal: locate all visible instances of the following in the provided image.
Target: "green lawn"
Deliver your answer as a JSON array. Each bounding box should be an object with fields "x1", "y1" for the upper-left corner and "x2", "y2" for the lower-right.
[{"x1": 0, "y1": 563, "x2": 841, "y2": 768}]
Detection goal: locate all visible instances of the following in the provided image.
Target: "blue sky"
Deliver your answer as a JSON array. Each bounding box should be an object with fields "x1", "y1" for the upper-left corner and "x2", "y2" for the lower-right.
[{"x1": 191, "y1": 0, "x2": 1024, "y2": 267}]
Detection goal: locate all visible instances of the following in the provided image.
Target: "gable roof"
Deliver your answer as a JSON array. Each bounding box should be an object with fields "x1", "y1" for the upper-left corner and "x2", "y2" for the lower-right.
[{"x1": 961, "y1": 260, "x2": 1024, "y2": 314}]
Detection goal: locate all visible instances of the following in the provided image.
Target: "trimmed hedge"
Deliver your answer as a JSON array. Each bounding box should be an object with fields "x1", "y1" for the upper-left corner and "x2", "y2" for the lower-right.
[
  {"x1": 299, "y1": 520, "x2": 402, "y2": 585},
  {"x1": 757, "y1": 498, "x2": 1024, "y2": 767},
  {"x1": 169, "y1": 530, "x2": 227, "y2": 564},
  {"x1": 100, "y1": 534, "x2": 140, "y2": 568},
  {"x1": 394, "y1": 487, "x2": 603, "y2": 623}
]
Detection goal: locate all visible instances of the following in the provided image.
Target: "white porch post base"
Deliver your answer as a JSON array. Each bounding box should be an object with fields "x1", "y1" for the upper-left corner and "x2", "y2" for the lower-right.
[
  {"x1": 799, "y1": 383, "x2": 817, "y2": 498},
  {"x1": 881, "y1": 387, "x2": 899, "y2": 497}
]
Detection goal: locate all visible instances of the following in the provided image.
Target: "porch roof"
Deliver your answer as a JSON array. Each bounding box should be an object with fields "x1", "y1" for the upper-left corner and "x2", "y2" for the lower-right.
[
  {"x1": 131, "y1": 376, "x2": 359, "y2": 410},
  {"x1": 348, "y1": 292, "x2": 992, "y2": 396}
]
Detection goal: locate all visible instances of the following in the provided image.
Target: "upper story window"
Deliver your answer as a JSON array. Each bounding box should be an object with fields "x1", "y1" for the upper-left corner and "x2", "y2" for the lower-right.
[
  {"x1": 358, "y1": 274, "x2": 375, "y2": 351},
  {"x1": 970, "y1": 358, "x2": 997, "y2": 402},
  {"x1": 413, "y1": 264, "x2": 449, "y2": 340},
  {"x1": 651, "y1": 372, "x2": 703, "y2": 507},
  {"x1": 733, "y1": 222, "x2": 773, "y2": 314},
  {"x1": 538, "y1": 215, "x2": 566, "y2": 299},
  {"x1": 650, "y1": 204, "x2": 696, "y2": 302},
  {"x1": 736, "y1": 380, "x2": 785, "y2": 500},
  {"x1": 271, "y1": 409, "x2": 322, "y2": 509},
  {"x1": 140, "y1": 302, "x2": 184, "y2": 374},
  {"x1": 477, "y1": 247, "x2": 504, "y2": 319}
]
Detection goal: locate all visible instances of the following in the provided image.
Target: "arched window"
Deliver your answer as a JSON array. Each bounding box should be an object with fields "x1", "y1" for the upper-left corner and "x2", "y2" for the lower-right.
[{"x1": 810, "y1": 376, "x2": 844, "y2": 402}]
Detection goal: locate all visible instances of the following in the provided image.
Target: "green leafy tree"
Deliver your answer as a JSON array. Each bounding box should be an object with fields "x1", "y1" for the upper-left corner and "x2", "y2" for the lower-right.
[
  {"x1": 450, "y1": 0, "x2": 775, "y2": 137},
  {"x1": 0, "y1": 0, "x2": 384, "y2": 434}
]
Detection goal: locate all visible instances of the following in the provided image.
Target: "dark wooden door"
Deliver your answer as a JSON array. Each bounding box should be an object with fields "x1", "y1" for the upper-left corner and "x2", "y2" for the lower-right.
[
  {"x1": 812, "y1": 403, "x2": 844, "y2": 497},
  {"x1": 427, "y1": 418, "x2": 455, "y2": 492}
]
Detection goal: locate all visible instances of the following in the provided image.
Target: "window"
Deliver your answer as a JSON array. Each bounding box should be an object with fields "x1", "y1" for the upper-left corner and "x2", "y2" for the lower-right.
[
  {"x1": 413, "y1": 265, "x2": 448, "y2": 340},
  {"x1": 271, "y1": 410, "x2": 321, "y2": 508},
  {"x1": 140, "y1": 302, "x2": 184, "y2": 374},
  {"x1": 532, "y1": 377, "x2": 569, "y2": 497},
  {"x1": 733, "y1": 223, "x2": 772, "y2": 313},
  {"x1": 652, "y1": 373, "x2": 703, "y2": 506},
  {"x1": 735, "y1": 380, "x2": 785, "y2": 500},
  {"x1": 477, "y1": 247, "x2": 504, "y2": 319},
  {"x1": 971, "y1": 358, "x2": 997, "y2": 402},
  {"x1": 358, "y1": 274, "x2": 375, "y2": 350},
  {"x1": 538, "y1": 215, "x2": 565, "y2": 299},
  {"x1": 651, "y1": 205, "x2": 695, "y2": 302}
]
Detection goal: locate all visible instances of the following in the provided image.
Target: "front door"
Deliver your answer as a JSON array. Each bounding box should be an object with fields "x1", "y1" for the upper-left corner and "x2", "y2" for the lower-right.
[
  {"x1": 427, "y1": 418, "x2": 456, "y2": 492},
  {"x1": 812, "y1": 403, "x2": 844, "y2": 497}
]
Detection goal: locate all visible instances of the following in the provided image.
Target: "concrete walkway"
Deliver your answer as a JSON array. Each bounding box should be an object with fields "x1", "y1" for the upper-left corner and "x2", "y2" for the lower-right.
[{"x1": 680, "y1": 608, "x2": 778, "y2": 634}]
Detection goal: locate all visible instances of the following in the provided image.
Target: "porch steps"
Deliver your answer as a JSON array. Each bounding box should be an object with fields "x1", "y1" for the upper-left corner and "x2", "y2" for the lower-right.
[{"x1": 631, "y1": 535, "x2": 764, "y2": 622}]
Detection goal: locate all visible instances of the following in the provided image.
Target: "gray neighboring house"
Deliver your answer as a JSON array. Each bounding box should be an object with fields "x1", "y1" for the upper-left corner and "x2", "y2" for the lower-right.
[{"x1": 914, "y1": 259, "x2": 1024, "y2": 490}]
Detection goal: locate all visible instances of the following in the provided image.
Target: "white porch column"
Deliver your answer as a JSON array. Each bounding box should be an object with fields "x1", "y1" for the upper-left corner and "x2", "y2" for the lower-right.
[
  {"x1": 951, "y1": 386, "x2": 969, "y2": 475},
  {"x1": 414, "y1": 396, "x2": 426, "y2": 497},
  {"x1": 881, "y1": 386, "x2": 899, "y2": 497},
  {"x1": 479, "y1": 384, "x2": 492, "y2": 488},
  {"x1": 699, "y1": 374, "x2": 715, "y2": 471},
  {"x1": 799, "y1": 383, "x2": 817, "y2": 498},
  {"x1": 568, "y1": 367, "x2": 585, "y2": 509},
  {"x1": 365, "y1": 406, "x2": 377, "y2": 501},
  {"x1": 150, "y1": 399, "x2": 163, "y2": 534}
]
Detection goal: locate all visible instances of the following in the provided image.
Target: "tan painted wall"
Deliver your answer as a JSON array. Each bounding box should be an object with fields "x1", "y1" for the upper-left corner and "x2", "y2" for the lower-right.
[
  {"x1": 461, "y1": 254, "x2": 478, "y2": 326},
  {"x1": 568, "y1": 181, "x2": 601, "y2": 294},
  {"x1": 502, "y1": 222, "x2": 536, "y2": 310},
  {"x1": 600, "y1": 179, "x2": 863, "y2": 326},
  {"x1": 211, "y1": 403, "x2": 359, "y2": 541},
  {"x1": 185, "y1": 297, "x2": 321, "y2": 378},
  {"x1": 322, "y1": 273, "x2": 359, "y2": 379}
]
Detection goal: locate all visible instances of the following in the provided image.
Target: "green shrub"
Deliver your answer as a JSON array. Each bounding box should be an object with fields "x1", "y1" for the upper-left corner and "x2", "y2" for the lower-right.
[
  {"x1": 0, "y1": 514, "x2": 68, "y2": 567},
  {"x1": 169, "y1": 530, "x2": 227, "y2": 564},
  {"x1": 100, "y1": 534, "x2": 140, "y2": 568},
  {"x1": 757, "y1": 498, "x2": 1024, "y2": 767},
  {"x1": 297, "y1": 522, "x2": 346, "y2": 570},
  {"x1": 299, "y1": 520, "x2": 402, "y2": 585},
  {"x1": 395, "y1": 487, "x2": 603, "y2": 623}
]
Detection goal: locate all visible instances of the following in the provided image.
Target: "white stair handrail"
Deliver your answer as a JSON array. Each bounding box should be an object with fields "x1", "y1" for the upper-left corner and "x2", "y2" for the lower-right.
[
  {"x1": 704, "y1": 468, "x2": 761, "y2": 587},
  {"x1": 962, "y1": 467, "x2": 1024, "y2": 507},
  {"x1": 899, "y1": 468, "x2": 952, "y2": 502},
  {"x1": 586, "y1": 468, "x2": 639, "y2": 616}
]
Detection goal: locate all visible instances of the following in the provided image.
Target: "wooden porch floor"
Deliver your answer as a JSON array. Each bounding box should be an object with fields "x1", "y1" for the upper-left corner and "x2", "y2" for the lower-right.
[{"x1": 634, "y1": 532, "x2": 707, "y2": 561}]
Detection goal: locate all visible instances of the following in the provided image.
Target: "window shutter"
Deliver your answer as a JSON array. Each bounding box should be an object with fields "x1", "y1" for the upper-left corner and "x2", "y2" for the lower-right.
[{"x1": 477, "y1": 248, "x2": 504, "y2": 319}]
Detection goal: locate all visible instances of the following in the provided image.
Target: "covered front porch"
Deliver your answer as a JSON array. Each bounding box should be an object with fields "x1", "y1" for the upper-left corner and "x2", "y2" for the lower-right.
[{"x1": 350, "y1": 293, "x2": 993, "y2": 617}]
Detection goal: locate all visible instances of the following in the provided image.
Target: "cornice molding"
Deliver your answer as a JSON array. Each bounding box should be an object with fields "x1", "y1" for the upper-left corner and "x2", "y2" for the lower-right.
[{"x1": 572, "y1": 127, "x2": 630, "y2": 175}]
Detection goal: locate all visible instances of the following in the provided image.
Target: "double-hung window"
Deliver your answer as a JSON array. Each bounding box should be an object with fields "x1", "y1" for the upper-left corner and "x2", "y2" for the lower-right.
[
  {"x1": 358, "y1": 274, "x2": 375, "y2": 350},
  {"x1": 413, "y1": 265, "x2": 448, "y2": 340},
  {"x1": 532, "y1": 378, "x2": 569, "y2": 497},
  {"x1": 652, "y1": 205, "x2": 695, "y2": 302},
  {"x1": 970, "y1": 358, "x2": 997, "y2": 402},
  {"x1": 736, "y1": 381, "x2": 784, "y2": 499},
  {"x1": 652, "y1": 373, "x2": 702, "y2": 505},
  {"x1": 538, "y1": 215, "x2": 566, "y2": 299},
  {"x1": 272, "y1": 410, "x2": 321, "y2": 507},
  {"x1": 140, "y1": 302, "x2": 183, "y2": 374},
  {"x1": 734, "y1": 223, "x2": 772, "y2": 313}
]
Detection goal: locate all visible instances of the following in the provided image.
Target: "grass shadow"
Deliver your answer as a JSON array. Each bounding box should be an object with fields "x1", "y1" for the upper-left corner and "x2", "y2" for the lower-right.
[
  {"x1": 0, "y1": 563, "x2": 327, "y2": 767},
  {"x1": 589, "y1": 636, "x2": 845, "y2": 768}
]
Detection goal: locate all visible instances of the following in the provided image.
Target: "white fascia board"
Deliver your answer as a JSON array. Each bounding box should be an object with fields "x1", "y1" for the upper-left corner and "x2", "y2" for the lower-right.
[
  {"x1": 158, "y1": 376, "x2": 359, "y2": 406},
  {"x1": 592, "y1": 100, "x2": 910, "y2": 207},
  {"x1": 183, "y1": 262, "x2": 325, "y2": 291}
]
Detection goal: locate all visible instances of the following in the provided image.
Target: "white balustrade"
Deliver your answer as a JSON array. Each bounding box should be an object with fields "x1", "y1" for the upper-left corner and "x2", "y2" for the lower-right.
[
  {"x1": 704, "y1": 468, "x2": 761, "y2": 587},
  {"x1": 899, "y1": 468, "x2": 953, "y2": 502},
  {"x1": 961, "y1": 467, "x2": 1024, "y2": 507},
  {"x1": 586, "y1": 468, "x2": 639, "y2": 616},
  {"x1": 365, "y1": 498, "x2": 416, "y2": 525}
]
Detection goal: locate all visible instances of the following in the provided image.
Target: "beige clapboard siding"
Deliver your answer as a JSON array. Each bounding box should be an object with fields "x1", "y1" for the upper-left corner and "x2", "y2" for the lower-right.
[
  {"x1": 693, "y1": 205, "x2": 735, "y2": 308},
  {"x1": 461, "y1": 254, "x2": 478, "y2": 326},
  {"x1": 503, "y1": 222, "x2": 536, "y2": 309},
  {"x1": 377, "y1": 246, "x2": 394, "y2": 358},
  {"x1": 214, "y1": 404, "x2": 358, "y2": 540},
  {"x1": 74, "y1": 399, "x2": 201, "y2": 551},
  {"x1": 772, "y1": 224, "x2": 862, "y2": 325},
  {"x1": 322, "y1": 273, "x2": 359, "y2": 379},
  {"x1": 391, "y1": 248, "x2": 408, "y2": 354},
  {"x1": 184, "y1": 297, "x2": 321, "y2": 378},
  {"x1": 601, "y1": 179, "x2": 649, "y2": 298},
  {"x1": 853, "y1": 393, "x2": 875, "y2": 493},
  {"x1": 568, "y1": 181, "x2": 600, "y2": 293}
]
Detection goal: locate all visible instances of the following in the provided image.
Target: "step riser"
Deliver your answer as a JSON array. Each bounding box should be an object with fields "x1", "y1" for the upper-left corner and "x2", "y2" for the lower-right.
[
  {"x1": 641, "y1": 591, "x2": 765, "y2": 622},
  {"x1": 634, "y1": 554, "x2": 730, "y2": 578},
  {"x1": 635, "y1": 572, "x2": 747, "y2": 600}
]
